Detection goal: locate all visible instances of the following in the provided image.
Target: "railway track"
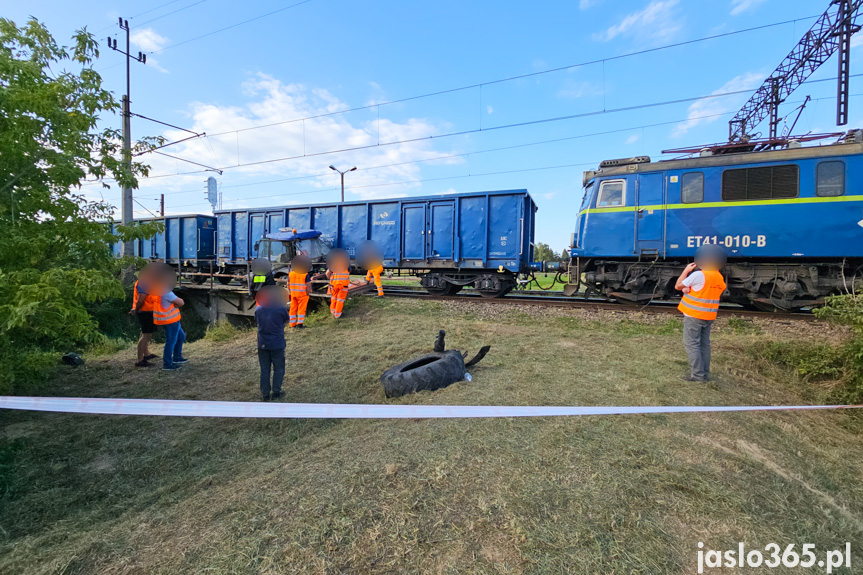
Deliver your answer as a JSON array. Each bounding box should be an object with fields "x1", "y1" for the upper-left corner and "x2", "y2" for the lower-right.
[{"x1": 377, "y1": 285, "x2": 818, "y2": 321}]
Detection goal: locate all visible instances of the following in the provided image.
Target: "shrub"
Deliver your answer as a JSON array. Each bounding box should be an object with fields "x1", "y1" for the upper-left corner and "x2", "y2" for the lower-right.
[
  {"x1": 757, "y1": 293, "x2": 863, "y2": 403},
  {"x1": 204, "y1": 321, "x2": 241, "y2": 343}
]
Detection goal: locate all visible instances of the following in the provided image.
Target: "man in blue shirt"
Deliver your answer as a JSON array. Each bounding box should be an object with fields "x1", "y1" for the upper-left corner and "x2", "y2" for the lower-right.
[{"x1": 254, "y1": 285, "x2": 290, "y2": 401}]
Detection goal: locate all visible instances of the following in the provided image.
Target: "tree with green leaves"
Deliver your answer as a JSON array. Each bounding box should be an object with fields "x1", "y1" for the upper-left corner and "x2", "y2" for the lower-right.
[
  {"x1": 0, "y1": 18, "x2": 161, "y2": 391},
  {"x1": 533, "y1": 242, "x2": 560, "y2": 263}
]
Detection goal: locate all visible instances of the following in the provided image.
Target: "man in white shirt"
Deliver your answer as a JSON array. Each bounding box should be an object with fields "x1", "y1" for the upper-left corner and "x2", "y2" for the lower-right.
[{"x1": 674, "y1": 245, "x2": 727, "y2": 382}]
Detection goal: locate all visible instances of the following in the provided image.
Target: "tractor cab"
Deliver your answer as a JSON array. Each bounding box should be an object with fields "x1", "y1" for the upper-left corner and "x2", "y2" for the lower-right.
[{"x1": 256, "y1": 229, "x2": 331, "y2": 269}]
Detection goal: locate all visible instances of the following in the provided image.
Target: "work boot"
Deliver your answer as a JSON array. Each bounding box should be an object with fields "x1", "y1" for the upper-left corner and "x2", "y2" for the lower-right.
[
  {"x1": 271, "y1": 392, "x2": 283, "y2": 400},
  {"x1": 134, "y1": 360, "x2": 152, "y2": 368},
  {"x1": 680, "y1": 375, "x2": 705, "y2": 382},
  {"x1": 261, "y1": 394, "x2": 271, "y2": 402},
  {"x1": 144, "y1": 354, "x2": 158, "y2": 361}
]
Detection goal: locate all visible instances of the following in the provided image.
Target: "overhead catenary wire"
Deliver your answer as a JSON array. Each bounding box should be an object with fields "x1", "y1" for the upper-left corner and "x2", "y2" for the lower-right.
[
  {"x1": 134, "y1": 109, "x2": 737, "y2": 200},
  {"x1": 153, "y1": 151, "x2": 222, "y2": 174},
  {"x1": 152, "y1": 0, "x2": 314, "y2": 54},
  {"x1": 92, "y1": 11, "x2": 835, "y2": 190},
  {"x1": 135, "y1": 0, "x2": 209, "y2": 28},
  {"x1": 202, "y1": 14, "x2": 824, "y2": 139},
  {"x1": 147, "y1": 91, "x2": 863, "y2": 210},
  {"x1": 136, "y1": 83, "x2": 859, "y2": 179},
  {"x1": 92, "y1": 0, "x2": 185, "y2": 33},
  {"x1": 83, "y1": 85, "x2": 862, "y2": 209}
]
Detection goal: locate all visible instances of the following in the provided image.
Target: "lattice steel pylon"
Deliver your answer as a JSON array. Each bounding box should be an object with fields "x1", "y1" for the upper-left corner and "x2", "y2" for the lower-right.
[{"x1": 728, "y1": 0, "x2": 863, "y2": 143}]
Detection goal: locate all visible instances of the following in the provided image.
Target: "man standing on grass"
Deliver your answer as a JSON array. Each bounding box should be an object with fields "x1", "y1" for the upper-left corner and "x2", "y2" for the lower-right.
[
  {"x1": 255, "y1": 284, "x2": 290, "y2": 401},
  {"x1": 152, "y1": 265, "x2": 188, "y2": 372},
  {"x1": 674, "y1": 244, "x2": 727, "y2": 383}
]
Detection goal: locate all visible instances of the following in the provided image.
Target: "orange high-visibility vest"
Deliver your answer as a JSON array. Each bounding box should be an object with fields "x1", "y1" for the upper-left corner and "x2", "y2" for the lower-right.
[
  {"x1": 678, "y1": 270, "x2": 726, "y2": 321},
  {"x1": 153, "y1": 295, "x2": 182, "y2": 325},
  {"x1": 330, "y1": 271, "x2": 350, "y2": 287},
  {"x1": 133, "y1": 281, "x2": 158, "y2": 312},
  {"x1": 365, "y1": 265, "x2": 383, "y2": 281},
  {"x1": 288, "y1": 271, "x2": 308, "y2": 295}
]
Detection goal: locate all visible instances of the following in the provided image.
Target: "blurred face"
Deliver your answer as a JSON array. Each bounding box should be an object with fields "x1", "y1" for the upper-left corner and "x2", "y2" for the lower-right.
[
  {"x1": 148, "y1": 264, "x2": 177, "y2": 294},
  {"x1": 257, "y1": 284, "x2": 286, "y2": 307},
  {"x1": 291, "y1": 255, "x2": 311, "y2": 274},
  {"x1": 252, "y1": 258, "x2": 272, "y2": 276},
  {"x1": 357, "y1": 241, "x2": 383, "y2": 269},
  {"x1": 139, "y1": 263, "x2": 158, "y2": 286},
  {"x1": 327, "y1": 249, "x2": 349, "y2": 271},
  {"x1": 695, "y1": 245, "x2": 727, "y2": 271}
]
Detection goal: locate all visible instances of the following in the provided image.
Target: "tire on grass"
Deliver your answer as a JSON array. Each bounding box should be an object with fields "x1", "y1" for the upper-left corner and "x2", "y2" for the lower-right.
[{"x1": 381, "y1": 351, "x2": 466, "y2": 398}]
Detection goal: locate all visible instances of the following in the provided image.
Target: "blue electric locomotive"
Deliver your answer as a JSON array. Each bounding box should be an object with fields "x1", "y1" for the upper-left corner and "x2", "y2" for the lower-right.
[{"x1": 566, "y1": 131, "x2": 863, "y2": 310}]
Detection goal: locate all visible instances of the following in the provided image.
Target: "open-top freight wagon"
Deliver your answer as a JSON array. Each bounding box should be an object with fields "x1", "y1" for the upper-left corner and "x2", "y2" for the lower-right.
[
  {"x1": 214, "y1": 189, "x2": 538, "y2": 297},
  {"x1": 112, "y1": 215, "x2": 217, "y2": 278}
]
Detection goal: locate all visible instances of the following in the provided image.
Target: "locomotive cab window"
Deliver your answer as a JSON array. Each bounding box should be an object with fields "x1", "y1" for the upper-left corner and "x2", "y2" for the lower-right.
[
  {"x1": 721, "y1": 165, "x2": 798, "y2": 201},
  {"x1": 581, "y1": 181, "x2": 594, "y2": 210},
  {"x1": 681, "y1": 172, "x2": 704, "y2": 204},
  {"x1": 597, "y1": 180, "x2": 625, "y2": 207},
  {"x1": 816, "y1": 161, "x2": 845, "y2": 197}
]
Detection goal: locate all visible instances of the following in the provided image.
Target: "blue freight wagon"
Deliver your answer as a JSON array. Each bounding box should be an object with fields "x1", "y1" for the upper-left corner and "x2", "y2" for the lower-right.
[
  {"x1": 567, "y1": 132, "x2": 863, "y2": 310},
  {"x1": 112, "y1": 215, "x2": 217, "y2": 273},
  {"x1": 215, "y1": 189, "x2": 538, "y2": 297}
]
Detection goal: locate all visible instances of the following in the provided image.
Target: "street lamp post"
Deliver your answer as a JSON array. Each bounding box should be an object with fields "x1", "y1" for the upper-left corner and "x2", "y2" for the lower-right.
[{"x1": 329, "y1": 165, "x2": 357, "y2": 203}]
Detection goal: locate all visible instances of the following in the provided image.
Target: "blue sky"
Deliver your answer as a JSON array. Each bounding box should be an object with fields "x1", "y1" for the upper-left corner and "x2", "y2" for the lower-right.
[{"x1": 9, "y1": 0, "x2": 863, "y2": 249}]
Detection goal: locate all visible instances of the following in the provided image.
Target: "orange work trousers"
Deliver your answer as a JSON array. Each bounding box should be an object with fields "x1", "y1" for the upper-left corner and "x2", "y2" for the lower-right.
[
  {"x1": 366, "y1": 268, "x2": 384, "y2": 297},
  {"x1": 330, "y1": 284, "x2": 348, "y2": 318},
  {"x1": 289, "y1": 295, "x2": 309, "y2": 327}
]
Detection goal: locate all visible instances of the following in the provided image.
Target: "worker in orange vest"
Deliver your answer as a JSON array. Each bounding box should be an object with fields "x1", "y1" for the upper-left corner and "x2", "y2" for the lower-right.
[
  {"x1": 152, "y1": 265, "x2": 187, "y2": 371},
  {"x1": 288, "y1": 254, "x2": 313, "y2": 328},
  {"x1": 326, "y1": 249, "x2": 351, "y2": 319},
  {"x1": 129, "y1": 263, "x2": 161, "y2": 367},
  {"x1": 675, "y1": 244, "x2": 727, "y2": 382},
  {"x1": 358, "y1": 240, "x2": 385, "y2": 297},
  {"x1": 365, "y1": 262, "x2": 385, "y2": 297}
]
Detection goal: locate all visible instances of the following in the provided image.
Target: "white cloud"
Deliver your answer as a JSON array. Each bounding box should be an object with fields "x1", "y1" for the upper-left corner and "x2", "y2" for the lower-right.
[
  {"x1": 852, "y1": 33, "x2": 863, "y2": 48},
  {"x1": 134, "y1": 74, "x2": 460, "y2": 206},
  {"x1": 542, "y1": 192, "x2": 558, "y2": 200},
  {"x1": 130, "y1": 28, "x2": 169, "y2": 73},
  {"x1": 730, "y1": 0, "x2": 767, "y2": 16},
  {"x1": 130, "y1": 28, "x2": 168, "y2": 52},
  {"x1": 579, "y1": 0, "x2": 600, "y2": 9},
  {"x1": 595, "y1": 0, "x2": 681, "y2": 44},
  {"x1": 625, "y1": 134, "x2": 641, "y2": 145},
  {"x1": 672, "y1": 71, "x2": 764, "y2": 138},
  {"x1": 486, "y1": 105, "x2": 493, "y2": 114}
]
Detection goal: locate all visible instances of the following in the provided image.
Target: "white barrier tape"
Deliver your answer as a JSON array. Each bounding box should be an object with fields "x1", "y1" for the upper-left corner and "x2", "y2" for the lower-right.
[{"x1": 1, "y1": 396, "x2": 861, "y2": 419}]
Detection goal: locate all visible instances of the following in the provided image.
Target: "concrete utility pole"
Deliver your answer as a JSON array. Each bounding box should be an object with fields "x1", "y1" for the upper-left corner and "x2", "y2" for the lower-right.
[
  {"x1": 329, "y1": 165, "x2": 356, "y2": 203},
  {"x1": 108, "y1": 18, "x2": 146, "y2": 256}
]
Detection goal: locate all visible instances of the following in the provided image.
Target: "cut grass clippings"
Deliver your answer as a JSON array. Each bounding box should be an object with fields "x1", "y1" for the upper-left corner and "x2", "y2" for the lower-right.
[{"x1": 0, "y1": 297, "x2": 861, "y2": 574}]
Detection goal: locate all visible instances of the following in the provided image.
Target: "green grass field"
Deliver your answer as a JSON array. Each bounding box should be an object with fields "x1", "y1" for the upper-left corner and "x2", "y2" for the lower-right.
[{"x1": 1, "y1": 298, "x2": 861, "y2": 574}]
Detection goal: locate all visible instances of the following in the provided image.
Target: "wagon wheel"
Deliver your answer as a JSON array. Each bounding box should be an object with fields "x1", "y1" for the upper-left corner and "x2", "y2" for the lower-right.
[
  {"x1": 478, "y1": 286, "x2": 508, "y2": 299},
  {"x1": 426, "y1": 284, "x2": 459, "y2": 297},
  {"x1": 217, "y1": 274, "x2": 234, "y2": 285},
  {"x1": 750, "y1": 300, "x2": 785, "y2": 313}
]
